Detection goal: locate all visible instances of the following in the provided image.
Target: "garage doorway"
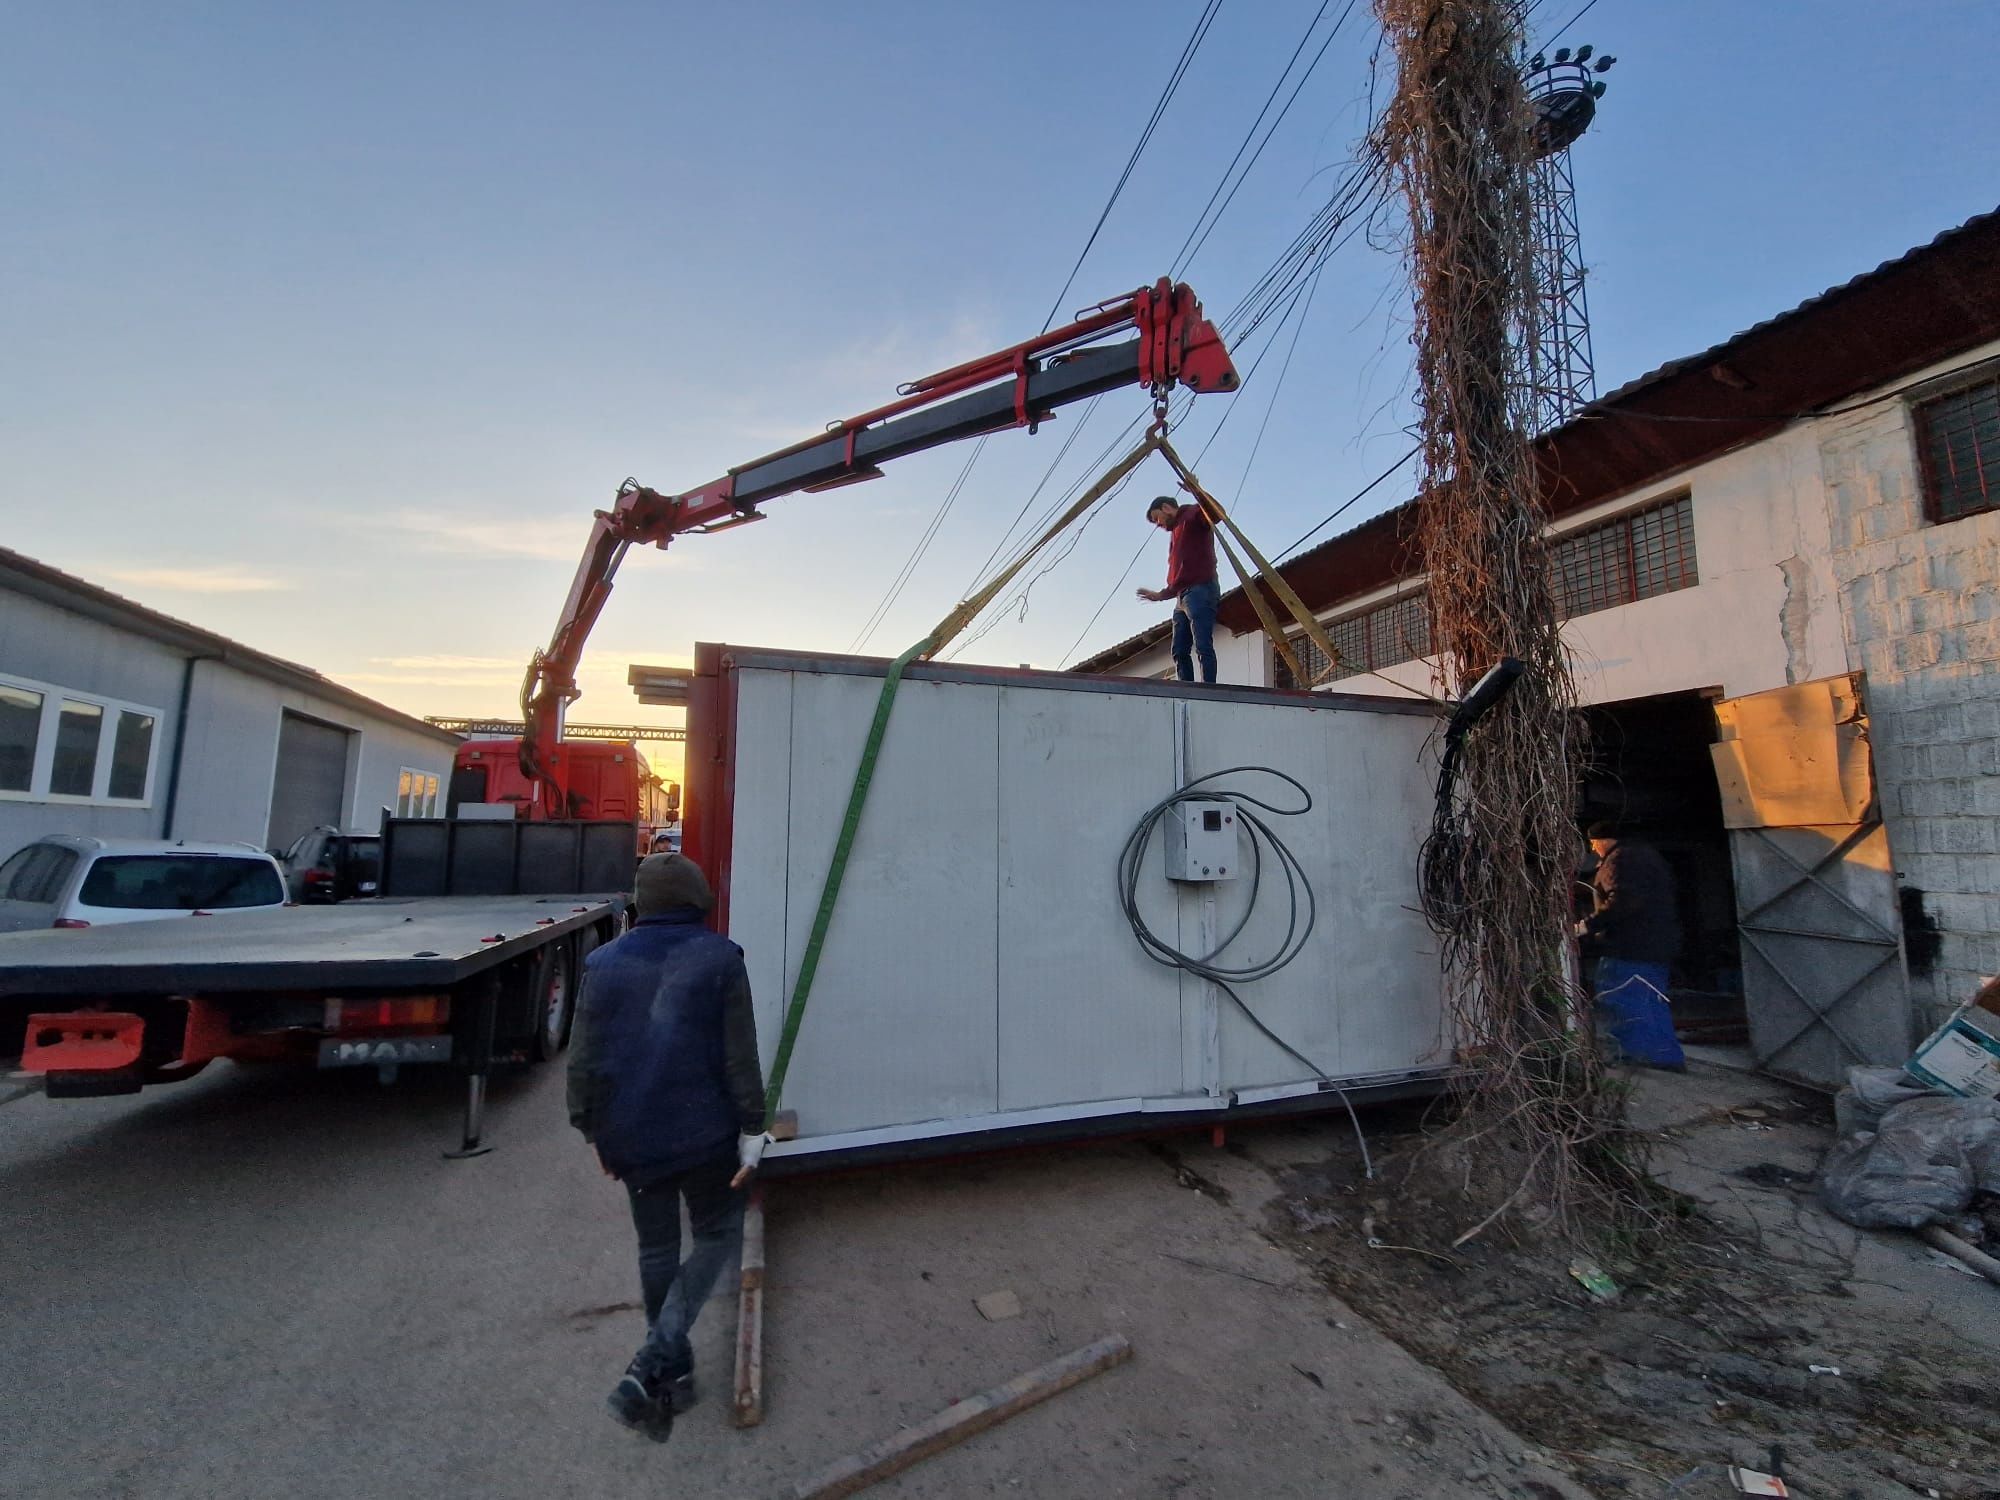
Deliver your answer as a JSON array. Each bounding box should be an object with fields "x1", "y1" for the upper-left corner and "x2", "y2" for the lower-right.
[
  {"x1": 1578, "y1": 690, "x2": 1744, "y2": 1046},
  {"x1": 267, "y1": 712, "x2": 352, "y2": 851}
]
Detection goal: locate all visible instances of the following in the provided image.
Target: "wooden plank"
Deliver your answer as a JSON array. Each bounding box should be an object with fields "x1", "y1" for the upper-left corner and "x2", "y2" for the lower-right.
[
  {"x1": 732, "y1": 1186, "x2": 767, "y2": 1428},
  {"x1": 790, "y1": 1335, "x2": 1133, "y2": 1499}
]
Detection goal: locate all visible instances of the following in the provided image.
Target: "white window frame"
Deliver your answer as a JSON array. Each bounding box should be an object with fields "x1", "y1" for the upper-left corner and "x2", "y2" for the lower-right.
[
  {"x1": 397, "y1": 768, "x2": 441, "y2": 819},
  {"x1": 0, "y1": 670, "x2": 164, "y2": 808}
]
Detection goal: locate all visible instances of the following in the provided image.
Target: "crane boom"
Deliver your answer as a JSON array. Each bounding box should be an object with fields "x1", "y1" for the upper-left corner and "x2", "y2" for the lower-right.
[{"x1": 520, "y1": 277, "x2": 1238, "y2": 805}]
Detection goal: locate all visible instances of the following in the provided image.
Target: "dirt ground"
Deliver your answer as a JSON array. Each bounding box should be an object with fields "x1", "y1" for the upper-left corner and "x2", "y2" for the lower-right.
[
  {"x1": 10, "y1": 1052, "x2": 1997, "y2": 1498},
  {"x1": 1253, "y1": 1058, "x2": 2000, "y2": 1499}
]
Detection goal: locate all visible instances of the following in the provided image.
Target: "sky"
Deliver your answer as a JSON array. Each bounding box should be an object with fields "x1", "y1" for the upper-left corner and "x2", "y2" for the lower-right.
[{"x1": 7, "y1": 1, "x2": 1999, "y2": 785}]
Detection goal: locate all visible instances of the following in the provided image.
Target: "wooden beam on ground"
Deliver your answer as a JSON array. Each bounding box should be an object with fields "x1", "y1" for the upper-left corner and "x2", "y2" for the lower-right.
[
  {"x1": 732, "y1": 1184, "x2": 767, "y2": 1427},
  {"x1": 789, "y1": 1334, "x2": 1133, "y2": 1499}
]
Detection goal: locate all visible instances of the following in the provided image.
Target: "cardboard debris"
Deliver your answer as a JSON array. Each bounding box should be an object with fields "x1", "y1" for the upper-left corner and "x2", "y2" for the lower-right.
[
  {"x1": 1729, "y1": 1467, "x2": 1789, "y2": 1497},
  {"x1": 1906, "y1": 991, "x2": 2000, "y2": 1100},
  {"x1": 974, "y1": 1290, "x2": 1023, "y2": 1322},
  {"x1": 1710, "y1": 674, "x2": 1875, "y2": 830}
]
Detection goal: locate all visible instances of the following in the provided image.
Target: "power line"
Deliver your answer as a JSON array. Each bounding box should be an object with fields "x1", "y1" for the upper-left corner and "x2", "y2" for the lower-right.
[
  {"x1": 1041, "y1": 0, "x2": 1224, "y2": 333},
  {"x1": 1171, "y1": 0, "x2": 1333, "y2": 276},
  {"x1": 962, "y1": 395, "x2": 1103, "y2": 598},
  {"x1": 1274, "y1": 445, "x2": 1418, "y2": 561},
  {"x1": 848, "y1": 436, "x2": 988, "y2": 652},
  {"x1": 1054, "y1": 260, "x2": 1326, "y2": 668},
  {"x1": 1178, "y1": 0, "x2": 1362, "y2": 278},
  {"x1": 1227, "y1": 259, "x2": 1328, "y2": 507},
  {"x1": 1541, "y1": 0, "x2": 1601, "y2": 49},
  {"x1": 850, "y1": 0, "x2": 1224, "y2": 655}
]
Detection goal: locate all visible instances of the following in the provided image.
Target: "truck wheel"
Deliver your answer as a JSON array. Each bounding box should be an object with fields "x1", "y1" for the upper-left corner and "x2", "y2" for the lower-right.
[{"x1": 530, "y1": 944, "x2": 574, "y2": 1062}]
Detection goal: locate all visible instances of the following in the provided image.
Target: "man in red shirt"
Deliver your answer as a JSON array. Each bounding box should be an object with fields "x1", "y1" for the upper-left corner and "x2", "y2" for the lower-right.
[{"x1": 1137, "y1": 493, "x2": 1220, "y2": 683}]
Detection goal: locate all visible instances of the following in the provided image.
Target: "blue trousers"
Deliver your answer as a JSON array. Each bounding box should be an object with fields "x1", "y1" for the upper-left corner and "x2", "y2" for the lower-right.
[
  {"x1": 1171, "y1": 580, "x2": 1220, "y2": 683},
  {"x1": 1593, "y1": 957, "x2": 1685, "y2": 1069},
  {"x1": 626, "y1": 1148, "x2": 744, "y2": 1381}
]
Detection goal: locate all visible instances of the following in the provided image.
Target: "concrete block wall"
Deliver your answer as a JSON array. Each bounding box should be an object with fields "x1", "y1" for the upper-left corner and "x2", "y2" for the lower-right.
[{"x1": 1818, "y1": 344, "x2": 2000, "y2": 1029}]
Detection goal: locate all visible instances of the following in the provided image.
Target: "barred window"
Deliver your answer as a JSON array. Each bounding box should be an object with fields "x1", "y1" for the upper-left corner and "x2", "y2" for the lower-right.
[
  {"x1": 1274, "y1": 590, "x2": 1431, "y2": 688},
  {"x1": 1916, "y1": 375, "x2": 2000, "y2": 524},
  {"x1": 1550, "y1": 494, "x2": 1696, "y2": 619}
]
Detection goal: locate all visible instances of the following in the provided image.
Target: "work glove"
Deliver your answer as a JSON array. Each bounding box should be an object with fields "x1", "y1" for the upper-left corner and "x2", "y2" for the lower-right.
[{"x1": 732, "y1": 1130, "x2": 774, "y2": 1189}]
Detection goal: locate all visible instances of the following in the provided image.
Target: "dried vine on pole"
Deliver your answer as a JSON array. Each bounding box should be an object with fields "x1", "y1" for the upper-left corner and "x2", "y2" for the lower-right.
[{"x1": 1374, "y1": 0, "x2": 1636, "y2": 1237}]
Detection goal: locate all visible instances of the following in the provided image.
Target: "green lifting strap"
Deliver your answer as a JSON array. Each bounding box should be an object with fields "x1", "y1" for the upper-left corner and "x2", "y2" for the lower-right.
[{"x1": 760, "y1": 633, "x2": 935, "y2": 1123}]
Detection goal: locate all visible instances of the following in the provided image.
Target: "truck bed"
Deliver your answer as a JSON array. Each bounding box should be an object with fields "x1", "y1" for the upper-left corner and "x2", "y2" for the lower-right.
[{"x1": 0, "y1": 896, "x2": 619, "y2": 995}]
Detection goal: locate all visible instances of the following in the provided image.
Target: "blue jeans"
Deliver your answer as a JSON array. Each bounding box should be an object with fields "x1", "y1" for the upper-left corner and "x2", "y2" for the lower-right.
[
  {"x1": 626, "y1": 1148, "x2": 744, "y2": 1381},
  {"x1": 1171, "y1": 580, "x2": 1220, "y2": 683}
]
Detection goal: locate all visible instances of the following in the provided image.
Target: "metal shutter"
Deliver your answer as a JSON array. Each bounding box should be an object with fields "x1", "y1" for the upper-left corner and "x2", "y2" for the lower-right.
[{"x1": 265, "y1": 713, "x2": 351, "y2": 851}]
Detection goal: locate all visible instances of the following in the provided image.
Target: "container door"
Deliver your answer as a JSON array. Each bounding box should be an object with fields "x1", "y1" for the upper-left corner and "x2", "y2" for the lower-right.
[{"x1": 1709, "y1": 673, "x2": 1910, "y2": 1087}]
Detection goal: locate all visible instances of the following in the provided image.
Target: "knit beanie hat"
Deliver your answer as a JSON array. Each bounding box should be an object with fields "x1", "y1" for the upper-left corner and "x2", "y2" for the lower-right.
[{"x1": 634, "y1": 852, "x2": 713, "y2": 914}]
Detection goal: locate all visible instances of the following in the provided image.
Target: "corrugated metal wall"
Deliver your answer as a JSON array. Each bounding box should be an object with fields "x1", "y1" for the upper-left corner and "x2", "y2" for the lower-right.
[{"x1": 726, "y1": 658, "x2": 1446, "y2": 1147}]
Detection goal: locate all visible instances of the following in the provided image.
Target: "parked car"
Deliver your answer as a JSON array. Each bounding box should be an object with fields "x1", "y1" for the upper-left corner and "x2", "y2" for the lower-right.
[
  {"x1": 277, "y1": 826, "x2": 382, "y2": 903},
  {"x1": 0, "y1": 837, "x2": 289, "y2": 932}
]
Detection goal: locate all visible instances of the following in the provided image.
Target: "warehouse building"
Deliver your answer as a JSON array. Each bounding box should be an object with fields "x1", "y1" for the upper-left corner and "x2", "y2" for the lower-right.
[
  {"x1": 0, "y1": 547, "x2": 458, "y2": 863},
  {"x1": 1079, "y1": 207, "x2": 2000, "y2": 1086}
]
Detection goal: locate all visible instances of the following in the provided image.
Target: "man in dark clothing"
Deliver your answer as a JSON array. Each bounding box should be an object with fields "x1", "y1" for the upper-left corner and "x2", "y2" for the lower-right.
[
  {"x1": 1137, "y1": 493, "x2": 1220, "y2": 684},
  {"x1": 1578, "y1": 822, "x2": 1685, "y2": 1069},
  {"x1": 568, "y1": 852, "x2": 768, "y2": 1441}
]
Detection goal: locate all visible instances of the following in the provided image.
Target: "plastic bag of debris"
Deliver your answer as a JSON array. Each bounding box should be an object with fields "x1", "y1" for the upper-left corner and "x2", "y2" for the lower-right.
[
  {"x1": 1832, "y1": 1065, "x2": 1937, "y2": 1136},
  {"x1": 1819, "y1": 1094, "x2": 2000, "y2": 1230}
]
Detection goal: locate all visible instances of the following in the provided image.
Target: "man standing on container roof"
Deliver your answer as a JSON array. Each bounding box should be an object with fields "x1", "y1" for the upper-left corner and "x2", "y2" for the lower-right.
[
  {"x1": 568, "y1": 851, "x2": 771, "y2": 1442},
  {"x1": 1137, "y1": 491, "x2": 1220, "y2": 684}
]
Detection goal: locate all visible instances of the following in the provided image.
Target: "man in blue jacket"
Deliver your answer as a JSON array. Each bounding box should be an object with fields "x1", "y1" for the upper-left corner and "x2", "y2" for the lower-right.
[{"x1": 568, "y1": 851, "x2": 768, "y2": 1440}]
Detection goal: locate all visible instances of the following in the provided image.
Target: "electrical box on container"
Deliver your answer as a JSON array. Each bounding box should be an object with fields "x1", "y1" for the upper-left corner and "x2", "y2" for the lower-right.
[{"x1": 1165, "y1": 800, "x2": 1239, "y2": 882}]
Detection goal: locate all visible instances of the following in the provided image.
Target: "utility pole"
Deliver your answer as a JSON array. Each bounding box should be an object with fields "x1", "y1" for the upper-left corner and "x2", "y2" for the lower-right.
[{"x1": 1374, "y1": 0, "x2": 1625, "y2": 1237}]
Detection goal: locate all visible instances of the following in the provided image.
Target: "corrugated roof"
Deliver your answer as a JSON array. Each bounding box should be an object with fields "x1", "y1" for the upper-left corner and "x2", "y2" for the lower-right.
[
  {"x1": 0, "y1": 546, "x2": 461, "y2": 745},
  {"x1": 1075, "y1": 203, "x2": 2000, "y2": 673}
]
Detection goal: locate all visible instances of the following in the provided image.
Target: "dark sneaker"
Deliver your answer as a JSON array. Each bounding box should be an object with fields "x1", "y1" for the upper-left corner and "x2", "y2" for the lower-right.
[
  {"x1": 665, "y1": 1372, "x2": 697, "y2": 1414},
  {"x1": 607, "y1": 1374, "x2": 675, "y2": 1443}
]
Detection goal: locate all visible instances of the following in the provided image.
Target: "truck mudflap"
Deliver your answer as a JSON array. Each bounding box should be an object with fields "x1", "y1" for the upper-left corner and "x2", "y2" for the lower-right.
[{"x1": 21, "y1": 1011, "x2": 145, "y2": 1074}]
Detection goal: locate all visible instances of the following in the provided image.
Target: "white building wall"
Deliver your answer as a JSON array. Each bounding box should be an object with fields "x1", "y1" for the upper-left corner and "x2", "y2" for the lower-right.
[
  {"x1": 0, "y1": 590, "x2": 189, "y2": 854},
  {"x1": 1085, "y1": 338, "x2": 2000, "y2": 1030},
  {"x1": 174, "y1": 664, "x2": 453, "y2": 848},
  {"x1": 1, "y1": 579, "x2": 456, "y2": 861},
  {"x1": 1815, "y1": 339, "x2": 2000, "y2": 1027}
]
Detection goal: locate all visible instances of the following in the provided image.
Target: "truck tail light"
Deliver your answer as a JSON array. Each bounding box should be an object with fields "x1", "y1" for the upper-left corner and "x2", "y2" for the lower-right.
[
  {"x1": 52, "y1": 917, "x2": 91, "y2": 929},
  {"x1": 324, "y1": 996, "x2": 449, "y2": 1030}
]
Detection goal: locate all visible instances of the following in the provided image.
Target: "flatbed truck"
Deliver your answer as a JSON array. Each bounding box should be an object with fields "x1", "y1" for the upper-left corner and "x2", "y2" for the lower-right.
[{"x1": 0, "y1": 819, "x2": 633, "y2": 1153}]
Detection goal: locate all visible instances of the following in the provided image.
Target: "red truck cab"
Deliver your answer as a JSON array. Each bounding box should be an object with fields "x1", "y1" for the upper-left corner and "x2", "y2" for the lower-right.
[{"x1": 447, "y1": 738, "x2": 676, "y2": 854}]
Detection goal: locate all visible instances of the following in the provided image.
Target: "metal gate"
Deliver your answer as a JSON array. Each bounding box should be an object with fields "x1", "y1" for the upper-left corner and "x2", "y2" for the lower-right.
[
  {"x1": 1710, "y1": 674, "x2": 1910, "y2": 1088},
  {"x1": 266, "y1": 712, "x2": 351, "y2": 851}
]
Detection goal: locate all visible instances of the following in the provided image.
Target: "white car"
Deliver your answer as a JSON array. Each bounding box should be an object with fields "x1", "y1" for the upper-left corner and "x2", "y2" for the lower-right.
[{"x1": 0, "y1": 836, "x2": 289, "y2": 932}]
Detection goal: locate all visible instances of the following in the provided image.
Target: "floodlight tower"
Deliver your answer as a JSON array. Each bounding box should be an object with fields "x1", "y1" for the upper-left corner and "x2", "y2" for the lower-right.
[{"x1": 1523, "y1": 43, "x2": 1615, "y2": 433}]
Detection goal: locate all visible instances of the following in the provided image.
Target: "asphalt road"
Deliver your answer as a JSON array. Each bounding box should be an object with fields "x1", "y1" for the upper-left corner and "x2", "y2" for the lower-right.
[{"x1": 2, "y1": 1057, "x2": 1574, "y2": 1500}]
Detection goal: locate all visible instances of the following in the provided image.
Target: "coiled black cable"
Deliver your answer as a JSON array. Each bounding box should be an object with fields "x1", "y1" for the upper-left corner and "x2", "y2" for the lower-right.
[{"x1": 1117, "y1": 765, "x2": 1373, "y2": 1177}]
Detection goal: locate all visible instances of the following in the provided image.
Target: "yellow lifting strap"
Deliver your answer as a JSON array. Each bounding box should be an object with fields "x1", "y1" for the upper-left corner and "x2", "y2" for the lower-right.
[
  {"x1": 1155, "y1": 436, "x2": 1436, "y2": 702},
  {"x1": 923, "y1": 431, "x2": 1163, "y2": 659}
]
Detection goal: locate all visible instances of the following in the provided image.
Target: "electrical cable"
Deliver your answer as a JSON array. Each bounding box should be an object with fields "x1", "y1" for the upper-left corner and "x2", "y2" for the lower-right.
[
  {"x1": 1116, "y1": 765, "x2": 1373, "y2": 1178},
  {"x1": 1273, "y1": 445, "x2": 1419, "y2": 562},
  {"x1": 1041, "y1": 0, "x2": 1224, "y2": 334},
  {"x1": 855, "y1": 0, "x2": 1223, "y2": 653},
  {"x1": 962, "y1": 396, "x2": 1104, "y2": 599},
  {"x1": 1178, "y1": 0, "x2": 1361, "y2": 278},
  {"x1": 1540, "y1": 0, "x2": 1601, "y2": 50},
  {"x1": 1170, "y1": 0, "x2": 1338, "y2": 277},
  {"x1": 849, "y1": 436, "x2": 988, "y2": 652},
  {"x1": 1054, "y1": 264, "x2": 1323, "y2": 668}
]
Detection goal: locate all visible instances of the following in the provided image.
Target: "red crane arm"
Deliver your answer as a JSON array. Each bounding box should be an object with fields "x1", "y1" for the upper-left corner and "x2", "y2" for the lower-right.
[{"x1": 519, "y1": 278, "x2": 1238, "y2": 803}]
